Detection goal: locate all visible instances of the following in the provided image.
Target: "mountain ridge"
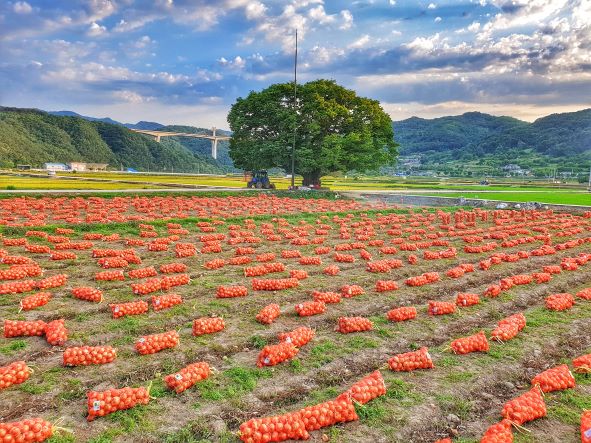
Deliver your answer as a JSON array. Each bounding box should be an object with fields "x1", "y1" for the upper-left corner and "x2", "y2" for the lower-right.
[
  {"x1": 392, "y1": 108, "x2": 591, "y2": 175},
  {"x1": 2, "y1": 106, "x2": 589, "y2": 177},
  {"x1": 49, "y1": 110, "x2": 165, "y2": 131}
]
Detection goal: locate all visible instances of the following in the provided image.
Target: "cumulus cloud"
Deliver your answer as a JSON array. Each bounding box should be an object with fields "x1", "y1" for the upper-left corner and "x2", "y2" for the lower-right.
[
  {"x1": 218, "y1": 55, "x2": 246, "y2": 70},
  {"x1": 13, "y1": 1, "x2": 32, "y2": 14},
  {"x1": 243, "y1": 1, "x2": 267, "y2": 19},
  {"x1": 308, "y1": 5, "x2": 336, "y2": 24},
  {"x1": 340, "y1": 10, "x2": 353, "y2": 30},
  {"x1": 478, "y1": 0, "x2": 570, "y2": 39},
  {"x1": 241, "y1": 2, "x2": 354, "y2": 52},
  {"x1": 87, "y1": 21, "x2": 107, "y2": 37},
  {"x1": 2, "y1": 0, "x2": 117, "y2": 40}
]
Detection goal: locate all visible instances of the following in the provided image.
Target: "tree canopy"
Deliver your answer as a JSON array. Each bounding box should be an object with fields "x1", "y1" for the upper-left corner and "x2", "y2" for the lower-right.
[{"x1": 227, "y1": 79, "x2": 398, "y2": 185}]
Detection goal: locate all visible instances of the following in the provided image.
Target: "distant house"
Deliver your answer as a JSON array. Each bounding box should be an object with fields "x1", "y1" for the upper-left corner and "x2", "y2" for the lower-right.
[
  {"x1": 502, "y1": 164, "x2": 522, "y2": 172},
  {"x1": 44, "y1": 162, "x2": 67, "y2": 171},
  {"x1": 65, "y1": 162, "x2": 108, "y2": 172},
  {"x1": 16, "y1": 165, "x2": 31, "y2": 170},
  {"x1": 68, "y1": 162, "x2": 87, "y2": 172},
  {"x1": 502, "y1": 164, "x2": 531, "y2": 176},
  {"x1": 86, "y1": 163, "x2": 108, "y2": 171},
  {"x1": 399, "y1": 155, "x2": 422, "y2": 168}
]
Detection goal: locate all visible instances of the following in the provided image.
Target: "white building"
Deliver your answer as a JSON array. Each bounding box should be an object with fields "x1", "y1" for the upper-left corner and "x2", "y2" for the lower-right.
[
  {"x1": 67, "y1": 162, "x2": 87, "y2": 172},
  {"x1": 44, "y1": 163, "x2": 67, "y2": 171}
]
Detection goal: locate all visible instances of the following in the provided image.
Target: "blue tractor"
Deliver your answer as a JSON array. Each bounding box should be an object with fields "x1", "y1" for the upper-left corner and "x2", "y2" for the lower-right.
[{"x1": 246, "y1": 170, "x2": 275, "y2": 189}]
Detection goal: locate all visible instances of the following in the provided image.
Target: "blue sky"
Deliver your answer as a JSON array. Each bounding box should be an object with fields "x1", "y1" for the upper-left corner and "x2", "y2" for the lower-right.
[{"x1": 1, "y1": 0, "x2": 589, "y2": 128}]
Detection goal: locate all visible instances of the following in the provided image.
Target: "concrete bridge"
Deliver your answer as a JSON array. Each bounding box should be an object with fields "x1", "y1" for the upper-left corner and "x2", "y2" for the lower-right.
[{"x1": 131, "y1": 127, "x2": 230, "y2": 159}]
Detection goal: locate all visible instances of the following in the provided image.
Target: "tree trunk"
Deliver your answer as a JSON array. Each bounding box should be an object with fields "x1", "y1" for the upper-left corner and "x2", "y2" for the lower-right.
[{"x1": 302, "y1": 171, "x2": 321, "y2": 187}]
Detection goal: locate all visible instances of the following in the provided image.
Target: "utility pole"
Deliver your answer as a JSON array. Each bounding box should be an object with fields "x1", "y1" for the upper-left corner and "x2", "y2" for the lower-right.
[
  {"x1": 290, "y1": 29, "x2": 298, "y2": 189},
  {"x1": 588, "y1": 164, "x2": 591, "y2": 190}
]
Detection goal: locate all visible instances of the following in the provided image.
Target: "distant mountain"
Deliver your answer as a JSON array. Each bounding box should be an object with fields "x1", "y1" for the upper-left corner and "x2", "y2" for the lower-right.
[
  {"x1": 128, "y1": 121, "x2": 164, "y2": 130},
  {"x1": 49, "y1": 110, "x2": 164, "y2": 131},
  {"x1": 475, "y1": 109, "x2": 591, "y2": 157},
  {"x1": 0, "y1": 107, "x2": 228, "y2": 173},
  {"x1": 11, "y1": 106, "x2": 589, "y2": 177},
  {"x1": 393, "y1": 112, "x2": 529, "y2": 154},
  {"x1": 49, "y1": 110, "x2": 123, "y2": 126},
  {"x1": 392, "y1": 109, "x2": 591, "y2": 175}
]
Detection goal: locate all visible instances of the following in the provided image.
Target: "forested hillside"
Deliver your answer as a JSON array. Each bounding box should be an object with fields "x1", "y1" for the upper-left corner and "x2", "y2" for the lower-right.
[
  {"x1": 393, "y1": 109, "x2": 591, "y2": 175},
  {"x1": 0, "y1": 107, "x2": 226, "y2": 173},
  {"x1": 2, "y1": 105, "x2": 588, "y2": 177},
  {"x1": 394, "y1": 112, "x2": 528, "y2": 153}
]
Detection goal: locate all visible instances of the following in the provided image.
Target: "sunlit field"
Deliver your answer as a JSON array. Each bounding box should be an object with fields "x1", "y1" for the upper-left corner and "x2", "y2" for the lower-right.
[
  {"x1": 0, "y1": 175, "x2": 162, "y2": 190},
  {"x1": 2, "y1": 172, "x2": 589, "y2": 207},
  {"x1": 423, "y1": 191, "x2": 591, "y2": 206}
]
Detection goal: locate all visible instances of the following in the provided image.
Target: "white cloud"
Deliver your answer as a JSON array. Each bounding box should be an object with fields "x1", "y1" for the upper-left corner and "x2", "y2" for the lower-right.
[
  {"x1": 114, "y1": 18, "x2": 151, "y2": 33},
  {"x1": 339, "y1": 10, "x2": 353, "y2": 30},
  {"x1": 348, "y1": 34, "x2": 370, "y2": 49},
  {"x1": 218, "y1": 55, "x2": 246, "y2": 70},
  {"x1": 87, "y1": 22, "x2": 107, "y2": 37},
  {"x1": 87, "y1": 0, "x2": 117, "y2": 19},
  {"x1": 292, "y1": 0, "x2": 323, "y2": 7},
  {"x1": 41, "y1": 62, "x2": 191, "y2": 85},
  {"x1": 114, "y1": 1, "x2": 263, "y2": 34},
  {"x1": 134, "y1": 35, "x2": 153, "y2": 48},
  {"x1": 195, "y1": 68, "x2": 223, "y2": 82},
  {"x1": 120, "y1": 35, "x2": 156, "y2": 58},
  {"x1": 405, "y1": 33, "x2": 444, "y2": 54},
  {"x1": 13, "y1": 1, "x2": 32, "y2": 14},
  {"x1": 172, "y1": 5, "x2": 221, "y2": 31},
  {"x1": 155, "y1": 0, "x2": 174, "y2": 8},
  {"x1": 305, "y1": 45, "x2": 343, "y2": 65},
  {"x1": 3, "y1": 0, "x2": 117, "y2": 40},
  {"x1": 468, "y1": 21, "x2": 481, "y2": 32},
  {"x1": 244, "y1": 1, "x2": 267, "y2": 19},
  {"x1": 389, "y1": 0, "x2": 396, "y2": 5},
  {"x1": 434, "y1": 16, "x2": 442, "y2": 23},
  {"x1": 308, "y1": 5, "x2": 336, "y2": 24},
  {"x1": 113, "y1": 90, "x2": 154, "y2": 104},
  {"x1": 479, "y1": 0, "x2": 569, "y2": 39},
  {"x1": 427, "y1": 2, "x2": 437, "y2": 9}
]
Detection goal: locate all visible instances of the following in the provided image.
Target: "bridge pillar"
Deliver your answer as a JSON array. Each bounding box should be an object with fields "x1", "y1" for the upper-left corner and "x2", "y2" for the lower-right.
[
  {"x1": 155, "y1": 135, "x2": 161, "y2": 142},
  {"x1": 212, "y1": 139, "x2": 218, "y2": 159},
  {"x1": 211, "y1": 127, "x2": 217, "y2": 159}
]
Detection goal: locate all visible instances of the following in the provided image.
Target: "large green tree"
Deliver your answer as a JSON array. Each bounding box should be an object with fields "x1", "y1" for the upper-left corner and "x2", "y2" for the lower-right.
[{"x1": 227, "y1": 79, "x2": 398, "y2": 185}]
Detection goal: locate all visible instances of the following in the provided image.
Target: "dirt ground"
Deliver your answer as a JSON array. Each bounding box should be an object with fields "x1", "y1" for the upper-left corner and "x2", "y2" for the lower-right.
[{"x1": 0, "y1": 202, "x2": 590, "y2": 443}]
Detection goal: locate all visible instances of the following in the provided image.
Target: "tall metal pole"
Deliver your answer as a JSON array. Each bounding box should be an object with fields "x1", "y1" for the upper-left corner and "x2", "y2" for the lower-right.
[
  {"x1": 588, "y1": 164, "x2": 591, "y2": 190},
  {"x1": 290, "y1": 29, "x2": 298, "y2": 189}
]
